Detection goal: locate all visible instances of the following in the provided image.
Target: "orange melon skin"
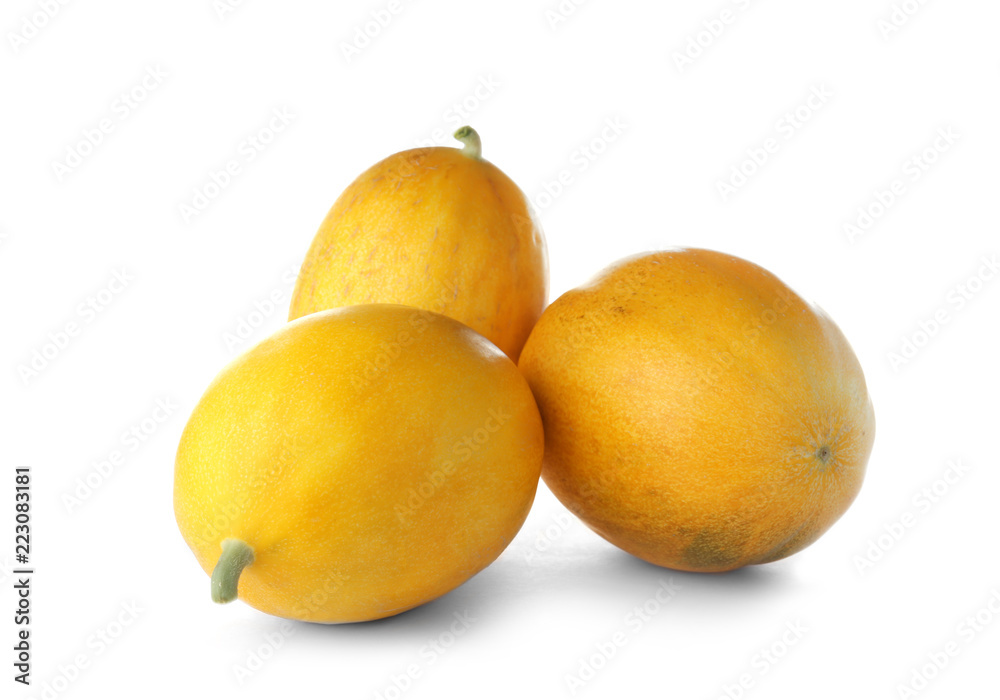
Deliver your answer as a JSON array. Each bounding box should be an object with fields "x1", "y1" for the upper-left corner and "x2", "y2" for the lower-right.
[
  {"x1": 518, "y1": 249, "x2": 876, "y2": 572},
  {"x1": 175, "y1": 305, "x2": 544, "y2": 622},
  {"x1": 289, "y1": 143, "x2": 548, "y2": 363}
]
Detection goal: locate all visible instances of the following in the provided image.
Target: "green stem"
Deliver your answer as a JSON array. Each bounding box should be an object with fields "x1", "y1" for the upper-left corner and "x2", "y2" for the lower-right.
[
  {"x1": 211, "y1": 538, "x2": 255, "y2": 604},
  {"x1": 453, "y1": 126, "x2": 482, "y2": 160}
]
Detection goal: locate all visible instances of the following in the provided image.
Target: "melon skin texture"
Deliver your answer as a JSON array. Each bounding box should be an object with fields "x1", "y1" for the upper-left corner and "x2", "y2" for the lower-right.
[
  {"x1": 289, "y1": 127, "x2": 548, "y2": 363},
  {"x1": 174, "y1": 304, "x2": 544, "y2": 622},
  {"x1": 518, "y1": 248, "x2": 876, "y2": 572}
]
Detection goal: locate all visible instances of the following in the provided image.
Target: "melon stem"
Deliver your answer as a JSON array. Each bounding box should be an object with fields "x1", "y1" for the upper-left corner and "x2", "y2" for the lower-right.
[
  {"x1": 454, "y1": 126, "x2": 483, "y2": 160},
  {"x1": 211, "y1": 538, "x2": 255, "y2": 604}
]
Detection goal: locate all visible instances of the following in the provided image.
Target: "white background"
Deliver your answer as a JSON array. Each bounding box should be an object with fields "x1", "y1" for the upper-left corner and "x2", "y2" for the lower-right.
[{"x1": 2, "y1": 1, "x2": 998, "y2": 698}]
